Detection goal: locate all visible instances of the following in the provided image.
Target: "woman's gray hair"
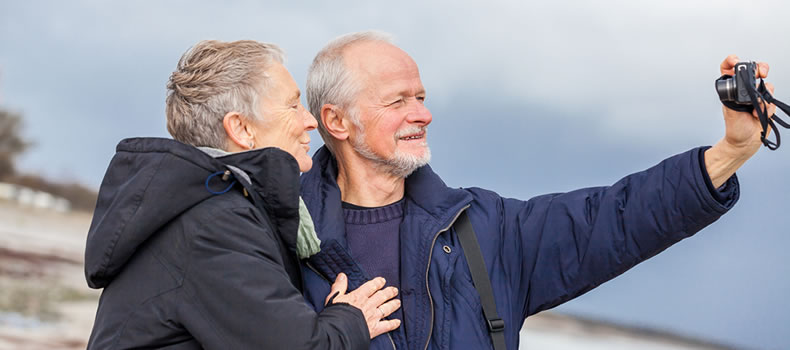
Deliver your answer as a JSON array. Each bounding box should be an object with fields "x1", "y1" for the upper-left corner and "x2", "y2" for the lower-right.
[
  {"x1": 166, "y1": 40, "x2": 285, "y2": 150},
  {"x1": 306, "y1": 31, "x2": 394, "y2": 153}
]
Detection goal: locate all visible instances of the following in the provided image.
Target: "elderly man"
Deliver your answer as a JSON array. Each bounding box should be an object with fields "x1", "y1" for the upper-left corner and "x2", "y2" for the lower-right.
[{"x1": 298, "y1": 31, "x2": 775, "y2": 349}]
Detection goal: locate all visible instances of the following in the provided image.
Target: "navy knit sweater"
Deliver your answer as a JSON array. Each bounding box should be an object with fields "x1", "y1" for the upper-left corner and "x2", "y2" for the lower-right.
[{"x1": 343, "y1": 199, "x2": 404, "y2": 322}]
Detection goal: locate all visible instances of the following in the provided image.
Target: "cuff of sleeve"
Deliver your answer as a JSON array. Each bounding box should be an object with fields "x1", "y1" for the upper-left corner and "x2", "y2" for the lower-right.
[
  {"x1": 698, "y1": 146, "x2": 739, "y2": 208},
  {"x1": 324, "y1": 302, "x2": 372, "y2": 341}
]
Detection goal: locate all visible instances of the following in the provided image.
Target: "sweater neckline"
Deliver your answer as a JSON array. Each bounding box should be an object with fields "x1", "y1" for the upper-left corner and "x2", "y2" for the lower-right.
[{"x1": 342, "y1": 198, "x2": 405, "y2": 225}]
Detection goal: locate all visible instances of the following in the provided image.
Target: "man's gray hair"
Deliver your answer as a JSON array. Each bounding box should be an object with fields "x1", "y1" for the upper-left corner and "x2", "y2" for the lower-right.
[
  {"x1": 306, "y1": 31, "x2": 394, "y2": 153},
  {"x1": 166, "y1": 40, "x2": 285, "y2": 150}
]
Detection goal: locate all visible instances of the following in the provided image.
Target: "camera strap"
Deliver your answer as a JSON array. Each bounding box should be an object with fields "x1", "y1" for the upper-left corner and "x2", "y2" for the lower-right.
[{"x1": 718, "y1": 74, "x2": 790, "y2": 150}]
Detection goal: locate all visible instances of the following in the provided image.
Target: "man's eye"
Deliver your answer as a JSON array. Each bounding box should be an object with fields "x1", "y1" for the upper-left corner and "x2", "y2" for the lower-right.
[
  {"x1": 291, "y1": 104, "x2": 299, "y2": 109},
  {"x1": 417, "y1": 96, "x2": 426, "y2": 103},
  {"x1": 389, "y1": 99, "x2": 403, "y2": 106}
]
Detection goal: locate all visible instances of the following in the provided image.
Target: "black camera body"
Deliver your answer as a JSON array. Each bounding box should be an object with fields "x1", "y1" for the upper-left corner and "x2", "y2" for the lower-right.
[{"x1": 716, "y1": 61, "x2": 757, "y2": 105}]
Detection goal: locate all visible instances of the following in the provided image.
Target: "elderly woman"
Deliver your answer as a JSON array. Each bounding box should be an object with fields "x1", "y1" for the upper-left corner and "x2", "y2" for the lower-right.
[{"x1": 84, "y1": 40, "x2": 400, "y2": 349}]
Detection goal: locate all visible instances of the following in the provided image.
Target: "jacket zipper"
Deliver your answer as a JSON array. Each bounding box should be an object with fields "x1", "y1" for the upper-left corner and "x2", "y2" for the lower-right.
[
  {"x1": 387, "y1": 333, "x2": 396, "y2": 349},
  {"x1": 423, "y1": 204, "x2": 470, "y2": 350},
  {"x1": 305, "y1": 261, "x2": 397, "y2": 349},
  {"x1": 304, "y1": 261, "x2": 328, "y2": 282}
]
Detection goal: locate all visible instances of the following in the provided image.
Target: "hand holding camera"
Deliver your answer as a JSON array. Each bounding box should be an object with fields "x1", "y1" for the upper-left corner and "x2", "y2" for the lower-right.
[{"x1": 716, "y1": 55, "x2": 790, "y2": 150}]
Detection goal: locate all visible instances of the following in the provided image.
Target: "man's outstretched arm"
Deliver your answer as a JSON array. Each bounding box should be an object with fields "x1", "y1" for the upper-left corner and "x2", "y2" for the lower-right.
[{"x1": 498, "y1": 55, "x2": 766, "y2": 319}]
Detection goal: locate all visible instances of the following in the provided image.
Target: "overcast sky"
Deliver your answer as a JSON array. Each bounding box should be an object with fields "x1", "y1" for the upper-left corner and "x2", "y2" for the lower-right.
[{"x1": 2, "y1": 1, "x2": 789, "y2": 348}]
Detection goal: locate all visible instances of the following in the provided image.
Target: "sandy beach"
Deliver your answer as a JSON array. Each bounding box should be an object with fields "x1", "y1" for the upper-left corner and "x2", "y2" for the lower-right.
[{"x1": 0, "y1": 200, "x2": 98, "y2": 350}]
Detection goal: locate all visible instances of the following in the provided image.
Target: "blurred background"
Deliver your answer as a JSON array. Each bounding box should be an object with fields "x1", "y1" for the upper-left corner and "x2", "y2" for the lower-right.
[{"x1": 1, "y1": 1, "x2": 788, "y2": 349}]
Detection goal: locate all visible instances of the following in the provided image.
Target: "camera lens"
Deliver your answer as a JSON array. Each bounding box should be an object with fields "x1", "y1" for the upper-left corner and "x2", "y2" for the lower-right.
[{"x1": 716, "y1": 78, "x2": 737, "y2": 102}]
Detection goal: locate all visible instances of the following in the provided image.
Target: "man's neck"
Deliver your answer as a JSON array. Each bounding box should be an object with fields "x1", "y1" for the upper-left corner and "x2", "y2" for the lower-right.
[{"x1": 336, "y1": 152, "x2": 405, "y2": 207}]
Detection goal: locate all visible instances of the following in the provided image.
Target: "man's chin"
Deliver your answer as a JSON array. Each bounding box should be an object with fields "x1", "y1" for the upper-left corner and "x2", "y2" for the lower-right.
[
  {"x1": 399, "y1": 144, "x2": 430, "y2": 158},
  {"x1": 394, "y1": 146, "x2": 432, "y2": 168}
]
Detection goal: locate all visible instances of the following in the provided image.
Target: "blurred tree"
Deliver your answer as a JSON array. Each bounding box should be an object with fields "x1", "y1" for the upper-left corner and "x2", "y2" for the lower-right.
[
  {"x1": 0, "y1": 108, "x2": 31, "y2": 180},
  {"x1": 0, "y1": 106, "x2": 96, "y2": 211}
]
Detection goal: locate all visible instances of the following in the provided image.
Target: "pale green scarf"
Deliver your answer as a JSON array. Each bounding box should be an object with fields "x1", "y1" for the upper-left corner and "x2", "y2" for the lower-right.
[{"x1": 296, "y1": 197, "x2": 322, "y2": 259}]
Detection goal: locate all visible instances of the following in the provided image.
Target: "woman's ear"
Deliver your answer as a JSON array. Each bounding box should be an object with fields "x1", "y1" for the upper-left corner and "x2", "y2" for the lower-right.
[
  {"x1": 322, "y1": 104, "x2": 350, "y2": 141},
  {"x1": 223, "y1": 111, "x2": 255, "y2": 152}
]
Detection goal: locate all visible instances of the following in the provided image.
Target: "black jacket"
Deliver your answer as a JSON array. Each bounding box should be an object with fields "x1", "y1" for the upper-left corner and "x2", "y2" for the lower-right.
[{"x1": 84, "y1": 138, "x2": 369, "y2": 349}]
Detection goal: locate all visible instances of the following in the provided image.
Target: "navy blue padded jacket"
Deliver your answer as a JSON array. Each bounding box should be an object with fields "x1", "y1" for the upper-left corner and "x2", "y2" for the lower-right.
[{"x1": 300, "y1": 146, "x2": 738, "y2": 350}]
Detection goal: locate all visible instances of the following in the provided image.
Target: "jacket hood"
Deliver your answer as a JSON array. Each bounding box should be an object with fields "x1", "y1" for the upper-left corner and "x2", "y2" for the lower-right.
[{"x1": 85, "y1": 137, "x2": 300, "y2": 288}]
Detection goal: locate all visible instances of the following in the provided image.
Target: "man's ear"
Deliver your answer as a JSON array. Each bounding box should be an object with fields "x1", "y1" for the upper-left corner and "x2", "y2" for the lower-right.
[
  {"x1": 223, "y1": 111, "x2": 255, "y2": 152},
  {"x1": 322, "y1": 104, "x2": 351, "y2": 141}
]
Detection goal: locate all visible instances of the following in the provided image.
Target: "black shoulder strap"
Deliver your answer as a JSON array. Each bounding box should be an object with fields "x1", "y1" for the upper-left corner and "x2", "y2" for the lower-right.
[{"x1": 455, "y1": 210, "x2": 507, "y2": 350}]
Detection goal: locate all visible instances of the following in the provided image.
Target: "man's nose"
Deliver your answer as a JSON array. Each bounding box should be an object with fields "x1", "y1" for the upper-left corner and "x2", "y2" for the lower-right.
[{"x1": 406, "y1": 101, "x2": 432, "y2": 126}]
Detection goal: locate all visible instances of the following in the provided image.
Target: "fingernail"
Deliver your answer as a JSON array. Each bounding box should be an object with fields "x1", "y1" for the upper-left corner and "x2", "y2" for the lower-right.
[{"x1": 338, "y1": 273, "x2": 346, "y2": 281}]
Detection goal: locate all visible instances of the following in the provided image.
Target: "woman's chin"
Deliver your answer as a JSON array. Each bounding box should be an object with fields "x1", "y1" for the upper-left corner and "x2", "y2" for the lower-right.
[{"x1": 297, "y1": 157, "x2": 313, "y2": 173}]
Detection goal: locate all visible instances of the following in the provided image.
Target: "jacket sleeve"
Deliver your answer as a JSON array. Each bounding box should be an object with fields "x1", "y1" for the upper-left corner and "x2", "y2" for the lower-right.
[
  {"x1": 500, "y1": 147, "x2": 739, "y2": 320},
  {"x1": 178, "y1": 205, "x2": 370, "y2": 350}
]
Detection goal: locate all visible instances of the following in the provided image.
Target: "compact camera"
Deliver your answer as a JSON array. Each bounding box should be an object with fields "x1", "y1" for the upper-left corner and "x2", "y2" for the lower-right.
[{"x1": 715, "y1": 61, "x2": 757, "y2": 105}]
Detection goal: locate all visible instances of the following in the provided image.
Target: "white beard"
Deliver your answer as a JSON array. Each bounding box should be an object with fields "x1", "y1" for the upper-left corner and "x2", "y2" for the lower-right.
[{"x1": 351, "y1": 124, "x2": 431, "y2": 179}]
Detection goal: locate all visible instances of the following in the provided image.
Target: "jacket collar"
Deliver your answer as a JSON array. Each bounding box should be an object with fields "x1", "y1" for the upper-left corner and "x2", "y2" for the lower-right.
[
  {"x1": 403, "y1": 159, "x2": 472, "y2": 226},
  {"x1": 300, "y1": 146, "x2": 347, "y2": 244},
  {"x1": 214, "y1": 144, "x2": 301, "y2": 252},
  {"x1": 122, "y1": 137, "x2": 302, "y2": 229}
]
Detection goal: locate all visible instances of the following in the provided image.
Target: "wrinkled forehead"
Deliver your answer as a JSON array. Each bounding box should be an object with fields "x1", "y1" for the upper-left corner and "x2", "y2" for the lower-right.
[{"x1": 344, "y1": 41, "x2": 423, "y2": 95}]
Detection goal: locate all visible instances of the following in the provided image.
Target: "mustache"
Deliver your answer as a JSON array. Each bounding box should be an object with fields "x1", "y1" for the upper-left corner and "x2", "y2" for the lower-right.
[{"x1": 394, "y1": 126, "x2": 427, "y2": 138}]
